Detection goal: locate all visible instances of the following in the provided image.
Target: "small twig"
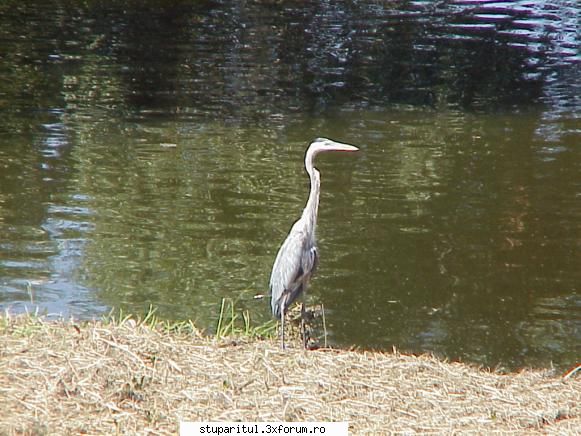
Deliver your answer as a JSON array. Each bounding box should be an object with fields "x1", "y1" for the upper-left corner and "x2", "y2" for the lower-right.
[
  {"x1": 95, "y1": 337, "x2": 147, "y2": 369},
  {"x1": 321, "y1": 303, "x2": 327, "y2": 348}
]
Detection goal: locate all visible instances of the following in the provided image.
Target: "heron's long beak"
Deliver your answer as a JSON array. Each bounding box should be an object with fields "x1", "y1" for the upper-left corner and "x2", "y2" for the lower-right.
[{"x1": 326, "y1": 140, "x2": 359, "y2": 152}]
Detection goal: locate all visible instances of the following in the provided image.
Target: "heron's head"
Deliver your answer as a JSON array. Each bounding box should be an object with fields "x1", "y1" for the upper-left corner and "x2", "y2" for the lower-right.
[{"x1": 304, "y1": 137, "x2": 359, "y2": 173}]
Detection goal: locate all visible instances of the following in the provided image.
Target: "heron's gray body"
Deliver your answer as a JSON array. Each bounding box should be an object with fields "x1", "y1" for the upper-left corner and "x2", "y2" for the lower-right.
[
  {"x1": 269, "y1": 138, "x2": 358, "y2": 348},
  {"x1": 270, "y1": 168, "x2": 320, "y2": 319}
]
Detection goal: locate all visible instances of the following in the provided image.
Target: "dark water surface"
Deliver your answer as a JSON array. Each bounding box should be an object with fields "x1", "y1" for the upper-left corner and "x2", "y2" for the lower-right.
[{"x1": 0, "y1": 1, "x2": 579, "y2": 370}]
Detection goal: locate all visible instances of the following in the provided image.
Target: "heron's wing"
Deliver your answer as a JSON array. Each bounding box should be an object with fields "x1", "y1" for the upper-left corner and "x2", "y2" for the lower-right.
[{"x1": 269, "y1": 223, "x2": 317, "y2": 318}]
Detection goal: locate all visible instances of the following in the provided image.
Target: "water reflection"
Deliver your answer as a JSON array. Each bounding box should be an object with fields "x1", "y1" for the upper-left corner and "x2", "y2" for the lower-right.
[{"x1": 0, "y1": 0, "x2": 579, "y2": 370}]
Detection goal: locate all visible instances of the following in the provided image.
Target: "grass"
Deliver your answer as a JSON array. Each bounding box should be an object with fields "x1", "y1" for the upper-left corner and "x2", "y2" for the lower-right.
[
  {"x1": 0, "y1": 309, "x2": 579, "y2": 435},
  {"x1": 215, "y1": 298, "x2": 277, "y2": 340},
  {"x1": 102, "y1": 305, "x2": 202, "y2": 337},
  {"x1": 102, "y1": 300, "x2": 278, "y2": 341}
]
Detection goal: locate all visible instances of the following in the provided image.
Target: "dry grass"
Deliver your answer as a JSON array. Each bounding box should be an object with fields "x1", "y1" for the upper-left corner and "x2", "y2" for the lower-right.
[{"x1": 0, "y1": 313, "x2": 579, "y2": 435}]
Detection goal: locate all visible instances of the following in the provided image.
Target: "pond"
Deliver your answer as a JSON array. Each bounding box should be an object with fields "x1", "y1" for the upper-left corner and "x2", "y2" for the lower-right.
[{"x1": 0, "y1": 0, "x2": 579, "y2": 370}]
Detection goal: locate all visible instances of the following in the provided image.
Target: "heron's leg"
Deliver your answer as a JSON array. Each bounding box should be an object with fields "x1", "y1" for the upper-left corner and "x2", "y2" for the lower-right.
[
  {"x1": 300, "y1": 302, "x2": 307, "y2": 349},
  {"x1": 280, "y1": 303, "x2": 286, "y2": 350}
]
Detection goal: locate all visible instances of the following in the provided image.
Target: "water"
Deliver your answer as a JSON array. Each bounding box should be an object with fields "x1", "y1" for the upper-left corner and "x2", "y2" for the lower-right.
[{"x1": 0, "y1": 1, "x2": 579, "y2": 370}]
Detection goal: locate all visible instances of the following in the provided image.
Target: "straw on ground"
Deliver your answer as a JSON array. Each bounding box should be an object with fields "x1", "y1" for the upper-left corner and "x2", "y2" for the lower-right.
[{"x1": 0, "y1": 312, "x2": 579, "y2": 434}]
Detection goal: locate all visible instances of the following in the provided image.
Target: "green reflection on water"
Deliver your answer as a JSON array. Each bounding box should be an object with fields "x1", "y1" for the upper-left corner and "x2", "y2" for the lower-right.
[{"x1": 41, "y1": 107, "x2": 577, "y2": 370}]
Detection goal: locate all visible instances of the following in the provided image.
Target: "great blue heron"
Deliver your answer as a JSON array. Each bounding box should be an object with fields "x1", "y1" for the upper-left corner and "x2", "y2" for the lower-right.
[{"x1": 269, "y1": 137, "x2": 359, "y2": 349}]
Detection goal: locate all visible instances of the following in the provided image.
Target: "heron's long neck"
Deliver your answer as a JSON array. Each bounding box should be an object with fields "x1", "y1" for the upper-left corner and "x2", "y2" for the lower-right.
[{"x1": 303, "y1": 166, "x2": 320, "y2": 236}]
